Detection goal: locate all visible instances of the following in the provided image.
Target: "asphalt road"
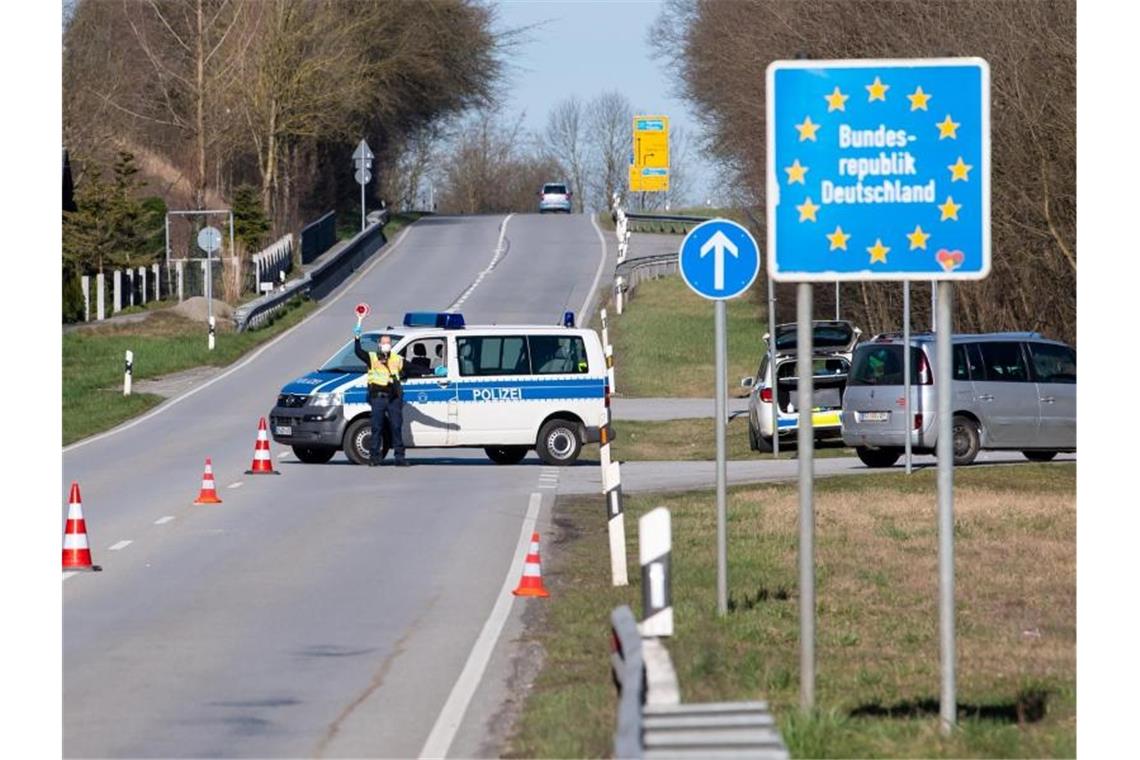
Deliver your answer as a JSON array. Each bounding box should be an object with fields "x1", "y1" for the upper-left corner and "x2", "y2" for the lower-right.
[{"x1": 62, "y1": 212, "x2": 610, "y2": 758}]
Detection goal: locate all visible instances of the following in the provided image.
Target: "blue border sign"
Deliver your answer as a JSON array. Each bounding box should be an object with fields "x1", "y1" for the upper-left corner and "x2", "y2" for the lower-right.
[
  {"x1": 767, "y1": 58, "x2": 990, "y2": 281},
  {"x1": 678, "y1": 219, "x2": 761, "y2": 300}
]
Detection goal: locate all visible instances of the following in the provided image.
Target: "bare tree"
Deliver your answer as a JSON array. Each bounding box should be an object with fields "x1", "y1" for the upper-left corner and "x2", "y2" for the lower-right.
[
  {"x1": 544, "y1": 97, "x2": 587, "y2": 212},
  {"x1": 587, "y1": 91, "x2": 633, "y2": 210}
]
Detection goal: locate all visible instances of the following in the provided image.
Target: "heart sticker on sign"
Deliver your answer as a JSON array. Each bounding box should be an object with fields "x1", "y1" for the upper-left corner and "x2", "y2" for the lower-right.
[{"x1": 936, "y1": 249, "x2": 965, "y2": 272}]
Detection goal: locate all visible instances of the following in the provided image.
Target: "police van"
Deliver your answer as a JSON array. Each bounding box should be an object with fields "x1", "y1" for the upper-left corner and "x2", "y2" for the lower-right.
[{"x1": 269, "y1": 312, "x2": 610, "y2": 466}]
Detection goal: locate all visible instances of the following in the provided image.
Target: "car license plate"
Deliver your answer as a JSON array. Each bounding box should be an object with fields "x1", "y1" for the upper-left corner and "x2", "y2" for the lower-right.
[
  {"x1": 860, "y1": 412, "x2": 889, "y2": 423},
  {"x1": 275, "y1": 425, "x2": 292, "y2": 436}
]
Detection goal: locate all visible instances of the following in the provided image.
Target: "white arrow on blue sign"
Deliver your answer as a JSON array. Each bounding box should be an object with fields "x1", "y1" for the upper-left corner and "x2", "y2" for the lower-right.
[{"x1": 678, "y1": 219, "x2": 761, "y2": 300}]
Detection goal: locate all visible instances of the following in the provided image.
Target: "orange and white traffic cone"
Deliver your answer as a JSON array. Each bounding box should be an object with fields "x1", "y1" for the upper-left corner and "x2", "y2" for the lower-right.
[
  {"x1": 63, "y1": 481, "x2": 101, "y2": 572},
  {"x1": 194, "y1": 457, "x2": 223, "y2": 504},
  {"x1": 512, "y1": 532, "x2": 550, "y2": 597},
  {"x1": 245, "y1": 417, "x2": 280, "y2": 475}
]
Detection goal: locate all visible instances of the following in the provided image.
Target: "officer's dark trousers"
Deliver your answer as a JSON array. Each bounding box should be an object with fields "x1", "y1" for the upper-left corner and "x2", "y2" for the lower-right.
[{"x1": 369, "y1": 393, "x2": 405, "y2": 462}]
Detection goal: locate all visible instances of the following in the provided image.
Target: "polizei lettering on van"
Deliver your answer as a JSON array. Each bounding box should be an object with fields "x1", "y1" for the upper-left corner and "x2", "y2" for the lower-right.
[{"x1": 471, "y1": 387, "x2": 523, "y2": 401}]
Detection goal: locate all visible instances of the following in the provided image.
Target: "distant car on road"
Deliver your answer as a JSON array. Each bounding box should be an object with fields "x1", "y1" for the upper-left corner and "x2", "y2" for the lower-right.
[
  {"x1": 841, "y1": 332, "x2": 1076, "y2": 467},
  {"x1": 742, "y1": 320, "x2": 862, "y2": 452},
  {"x1": 538, "y1": 182, "x2": 572, "y2": 214}
]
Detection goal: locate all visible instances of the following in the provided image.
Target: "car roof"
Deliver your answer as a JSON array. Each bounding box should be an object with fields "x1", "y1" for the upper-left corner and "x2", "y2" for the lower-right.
[
  {"x1": 362, "y1": 326, "x2": 594, "y2": 337},
  {"x1": 863, "y1": 331, "x2": 1071, "y2": 347}
]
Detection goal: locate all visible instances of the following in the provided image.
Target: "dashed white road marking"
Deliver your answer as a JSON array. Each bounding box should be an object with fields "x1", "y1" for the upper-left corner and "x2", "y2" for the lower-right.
[
  {"x1": 419, "y1": 491, "x2": 543, "y2": 758},
  {"x1": 154, "y1": 516, "x2": 175, "y2": 525},
  {"x1": 447, "y1": 214, "x2": 514, "y2": 310},
  {"x1": 62, "y1": 572, "x2": 78, "y2": 582},
  {"x1": 227, "y1": 481, "x2": 244, "y2": 489},
  {"x1": 278, "y1": 451, "x2": 291, "y2": 459},
  {"x1": 108, "y1": 540, "x2": 133, "y2": 551}
]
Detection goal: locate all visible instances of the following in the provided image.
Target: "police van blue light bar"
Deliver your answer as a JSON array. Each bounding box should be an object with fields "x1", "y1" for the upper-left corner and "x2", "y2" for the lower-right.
[
  {"x1": 563, "y1": 311, "x2": 575, "y2": 327},
  {"x1": 403, "y1": 312, "x2": 465, "y2": 329}
]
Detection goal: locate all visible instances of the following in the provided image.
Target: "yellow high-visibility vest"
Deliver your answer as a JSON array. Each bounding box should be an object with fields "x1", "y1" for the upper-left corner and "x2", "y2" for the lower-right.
[{"x1": 367, "y1": 351, "x2": 403, "y2": 386}]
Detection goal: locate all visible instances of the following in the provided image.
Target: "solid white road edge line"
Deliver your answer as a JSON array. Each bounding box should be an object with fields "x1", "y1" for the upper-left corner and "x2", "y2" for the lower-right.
[
  {"x1": 108, "y1": 540, "x2": 132, "y2": 551},
  {"x1": 418, "y1": 491, "x2": 542, "y2": 759},
  {"x1": 62, "y1": 223, "x2": 418, "y2": 454},
  {"x1": 582, "y1": 214, "x2": 611, "y2": 323}
]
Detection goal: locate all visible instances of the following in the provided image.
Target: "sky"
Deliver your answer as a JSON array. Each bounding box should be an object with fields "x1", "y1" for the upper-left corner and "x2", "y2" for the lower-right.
[{"x1": 492, "y1": 0, "x2": 716, "y2": 204}]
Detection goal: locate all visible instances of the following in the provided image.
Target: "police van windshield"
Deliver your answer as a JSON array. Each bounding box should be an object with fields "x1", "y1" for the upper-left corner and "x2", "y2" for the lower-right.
[{"x1": 321, "y1": 333, "x2": 404, "y2": 372}]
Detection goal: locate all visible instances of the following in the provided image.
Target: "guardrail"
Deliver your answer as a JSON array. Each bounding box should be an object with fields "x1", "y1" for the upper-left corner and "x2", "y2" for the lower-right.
[
  {"x1": 625, "y1": 212, "x2": 709, "y2": 235},
  {"x1": 233, "y1": 208, "x2": 390, "y2": 331},
  {"x1": 612, "y1": 253, "x2": 679, "y2": 315},
  {"x1": 610, "y1": 605, "x2": 646, "y2": 759}
]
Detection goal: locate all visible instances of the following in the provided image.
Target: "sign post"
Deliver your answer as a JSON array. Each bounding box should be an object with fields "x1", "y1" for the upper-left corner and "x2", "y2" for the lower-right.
[
  {"x1": 678, "y1": 218, "x2": 761, "y2": 617},
  {"x1": 768, "y1": 57, "x2": 990, "y2": 725},
  {"x1": 353, "y1": 139, "x2": 374, "y2": 233},
  {"x1": 197, "y1": 225, "x2": 222, "y2": 346}
]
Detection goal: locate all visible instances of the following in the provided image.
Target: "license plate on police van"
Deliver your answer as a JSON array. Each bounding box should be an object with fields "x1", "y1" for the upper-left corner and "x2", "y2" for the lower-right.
[
  {"x1": 859, "y1": 412, "x2": 889, "y2": 423},
  {"x1": 275, "y1": 425, "x2": 292, "y2": 436}
]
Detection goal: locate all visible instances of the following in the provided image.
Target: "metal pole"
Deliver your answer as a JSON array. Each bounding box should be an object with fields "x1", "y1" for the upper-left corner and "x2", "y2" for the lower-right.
[
  {"x1": 936, "y1": 281, "x2": 956, "y2": 734},
  {"x1": 903, "y1": 281, "x2": 912, "y2": 474},
  {"x1": 768, "y1": 275, "x2": 779, "y2": 457},
  {"x1": 796, "y1": 283, "x2": 815, "y2": 711},
  {"x1": 164, "y1": 214, "x2": 172, "y2": 296},
  {"x1": 931, "y1": 281, "x2": 938, "y2": 331},
  {"x1": 361, "y1": 178, "x2": 366, "y2": 233},
  {"x1": 229, "y1": 212, "x2": 236, "y2": 295},
  {"x1": 714, "y1": 299, "x2": 728, "y2": 616},
  {"x1": 834, "y1": 281, "x2": 840, "y2": 320},
  {"x1": 205, "y1": 246, "x2": 213, "y2": 328}
]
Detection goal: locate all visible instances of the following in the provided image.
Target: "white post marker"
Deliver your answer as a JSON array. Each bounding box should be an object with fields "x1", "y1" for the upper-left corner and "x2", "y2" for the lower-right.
[
  {"x1": 208, "y1": 316, "x2": 216, "y2": 351},
  {"x1": 153, "y1": 263, "x2": 160, "y2": 300},
  {"x1": 600, "y1": 307, "x2": 609, "y2": 347},
  {"x1": 96, "y1": 272, "x2": 105, "y2": 321},
  {"x1": 638, "y1": 507, "x2": 673, "y2": 637},
  {"x1": 615, "y1": 276, "x2": 624, "y2": 315},
  {"x1": 113, "y1": 270, "x2": 121, "y2": 314},
  {"x1": 604, "y1": 343, "x2": 616, "y2": 396},
  {"x1": 138, "y1": 266, "x2": 147, "y2": 305},
  {"x1": 81, "y1": 275, "x2": 90, "y2": 322},
  {"x1": 123, "y1": 350, "x2": 133, "y2": 396},
  {"x1": 176, "y1": 261, "x2": 184, "y2": 303},
  {"x1": 603, "y1": 460, "x2": 628, "y2": 586}
]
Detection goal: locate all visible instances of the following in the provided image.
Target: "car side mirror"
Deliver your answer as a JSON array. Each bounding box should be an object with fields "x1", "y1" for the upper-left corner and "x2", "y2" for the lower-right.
[{"x1": 740, "y1": 376, "x2": 755, "y2": 388}]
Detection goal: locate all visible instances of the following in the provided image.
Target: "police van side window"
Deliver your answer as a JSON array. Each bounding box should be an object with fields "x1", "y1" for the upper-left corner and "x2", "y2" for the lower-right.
[
  {"x1": 530, "y1": 336, "x2": 588, "y2": 374},
  {"x1": 1028, "y1": 342, "x2": 1076, "y2": 384},
  {"x1": 457, "y1": 336, "x2": 531, "y2": 376},
  {"x1": 977, "y1": 341, "x2": 1030, "y2": 382},
  {"x1": 953, "y1": 344, "x2": 971, "y2": 380}
]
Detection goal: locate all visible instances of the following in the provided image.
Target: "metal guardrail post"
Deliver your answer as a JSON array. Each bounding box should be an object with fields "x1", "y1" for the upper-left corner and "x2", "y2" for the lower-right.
[{"x1": 611, "y1": 605, "x2": 645, "y2": 759}]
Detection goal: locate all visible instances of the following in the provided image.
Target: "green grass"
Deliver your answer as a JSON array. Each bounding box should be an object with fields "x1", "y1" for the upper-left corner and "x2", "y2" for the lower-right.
[
  {"x1": 506, "y1": 463, "x2": 1075, "y2": 758},
  {"x1": 600, "y1": 275, "x2": 766, "y2": 397},
  {"x1": 62, "y1": 297, "x2": 316, "y2": 445},
  {"x1": 585, "y1": 417, "x2": 853, "y2": 461}
]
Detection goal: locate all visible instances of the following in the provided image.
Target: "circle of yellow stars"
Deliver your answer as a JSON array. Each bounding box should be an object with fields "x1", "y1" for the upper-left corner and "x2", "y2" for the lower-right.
[{"x1": 783, "y1": 73, "x2": 973, "y2": 266}]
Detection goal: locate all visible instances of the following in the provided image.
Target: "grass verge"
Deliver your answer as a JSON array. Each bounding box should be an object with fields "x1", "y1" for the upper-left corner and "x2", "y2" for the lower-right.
[
  {"x1": 600, "y1": 275, "x2": 765, "y2": 397},
  {"x1": 507, "y1": 463, "x2": 1075, "y2": 758},
  {"x1": 586, "y1": 417, "x2": 853, "y2": 461},
  {"x1": 62, "y1": 297, "x2": 316, "y2": 445}
]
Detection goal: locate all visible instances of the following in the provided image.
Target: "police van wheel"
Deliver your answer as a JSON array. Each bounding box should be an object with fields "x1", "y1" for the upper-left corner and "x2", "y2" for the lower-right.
[
  {"x1": 536, "y1": 419, "x2": 582, "y2": 466},
  {"x1": 485, "y1": 446, "x2": 528, "y2": 465},
  {"x1": 293, "y1": 445, "x2": 336, "y2": 464},
  {"x1": 343, "y1": 418, "x2": 373, "y2": 466}
]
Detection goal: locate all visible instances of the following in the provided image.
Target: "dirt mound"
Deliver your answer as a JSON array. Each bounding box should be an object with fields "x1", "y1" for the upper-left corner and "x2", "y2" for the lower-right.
[{"x1": 172, "y1": 297, "x2": 234, "y2": 323}]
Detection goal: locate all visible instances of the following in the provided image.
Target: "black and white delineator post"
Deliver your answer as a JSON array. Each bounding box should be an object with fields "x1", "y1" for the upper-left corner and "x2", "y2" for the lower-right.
[
  {"x1": 638, "y1": 506, "x2": 673, "y2": 637},
  {"x1": 598, "y1": 386, "x2": 628, "y2": 586},
  {"x1": 123, "y1": 350, "x2": 133, "y2": 396},
  {"x1": 600, "y1": 308, "x2": 616, "y2": 394},
  {"x1": 208, "y1": 316, "x2": 216, "y2": 351}
]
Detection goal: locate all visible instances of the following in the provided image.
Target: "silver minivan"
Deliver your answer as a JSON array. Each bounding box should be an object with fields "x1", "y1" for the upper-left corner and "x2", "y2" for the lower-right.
[{"x1": 841, "y1": 332, "x2": 1076, "y2": 466}]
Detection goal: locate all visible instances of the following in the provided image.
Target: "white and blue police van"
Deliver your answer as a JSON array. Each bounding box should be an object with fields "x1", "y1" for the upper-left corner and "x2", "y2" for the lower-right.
[{"x1": 269, "y1": 312, "x2": 611, "y2": 465}]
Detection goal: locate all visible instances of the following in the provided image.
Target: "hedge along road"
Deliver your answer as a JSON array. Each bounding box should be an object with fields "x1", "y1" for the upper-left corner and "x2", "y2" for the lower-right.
[{"x1": 62, "y1": 212, "x2": 610, "y2": 759}]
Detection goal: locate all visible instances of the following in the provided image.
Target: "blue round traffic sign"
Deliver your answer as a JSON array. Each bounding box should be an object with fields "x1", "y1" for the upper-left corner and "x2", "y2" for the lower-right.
[{"x1": 678, "y1": 219, "x2": 761, "y2": 300}]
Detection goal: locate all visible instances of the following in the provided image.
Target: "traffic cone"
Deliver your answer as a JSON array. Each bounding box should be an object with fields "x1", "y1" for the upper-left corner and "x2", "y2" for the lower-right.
[
  {"x1": 63, "y1": 482, "x2": 101, "y2": 571},
  {"x1": 245, "y1": 417, "x2": 280, "y2": 475},
  {"x1": 194, "y1": 457, "x2": 223, "y2": 504},
  {"x1": 512, "y1": 532, "x2": 550, "y2": 597}
]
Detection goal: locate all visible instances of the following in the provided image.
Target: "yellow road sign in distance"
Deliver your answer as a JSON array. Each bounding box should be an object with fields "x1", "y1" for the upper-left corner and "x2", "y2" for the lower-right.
[
  {"x1": 633, "y1": 115, "x2": 669, "y2": 169},
  {"x1": 630, "y1": 165, "x2": 669, "y2": 192}
]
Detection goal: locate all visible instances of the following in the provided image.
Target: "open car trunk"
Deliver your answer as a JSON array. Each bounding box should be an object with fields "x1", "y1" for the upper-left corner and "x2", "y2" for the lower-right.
[{"x1": 775, "y1": 356, "x2": 850, "y2": 414}]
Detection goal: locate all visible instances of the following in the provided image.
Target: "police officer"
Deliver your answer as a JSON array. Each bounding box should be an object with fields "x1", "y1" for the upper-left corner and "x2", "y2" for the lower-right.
[{"x1": 353, "y1": 327, "x2": 409, "y2": 467}]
